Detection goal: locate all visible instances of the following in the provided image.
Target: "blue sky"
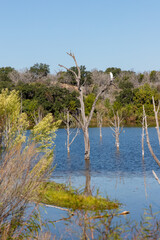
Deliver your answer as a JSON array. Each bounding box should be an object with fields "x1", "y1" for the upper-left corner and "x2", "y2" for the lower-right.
[{"x1": 0, "y1": 0, "x2": 160, "y2": 73}]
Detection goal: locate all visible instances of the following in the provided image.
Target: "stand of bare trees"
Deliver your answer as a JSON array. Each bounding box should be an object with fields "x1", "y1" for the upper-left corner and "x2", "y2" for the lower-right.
[{"x1": 59, "y1": 52, "x2": 112, "y2": 160}]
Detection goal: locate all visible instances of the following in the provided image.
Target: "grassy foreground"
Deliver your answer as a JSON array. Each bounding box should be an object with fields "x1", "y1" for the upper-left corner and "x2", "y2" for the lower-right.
[{"x1": 37, "y1": 181, "x2": 119, "y2": 211}]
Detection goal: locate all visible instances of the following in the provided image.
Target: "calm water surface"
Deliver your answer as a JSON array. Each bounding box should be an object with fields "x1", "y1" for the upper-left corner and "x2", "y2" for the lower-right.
[{"x1": 42, "y1": 127, "x2": 160, "y2": 237}]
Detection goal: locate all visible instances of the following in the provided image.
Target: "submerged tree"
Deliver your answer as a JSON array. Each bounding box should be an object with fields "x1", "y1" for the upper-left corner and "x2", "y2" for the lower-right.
[
  {"x1": 96, "y1": 100, "x2": 107, "y2": 140},
  {"x1": 110, "y1": 111, "x2": 123, "y2": 150},
  {"x1": 59, "y1": 52, "x2": 113, "y2": 160},
  {"x1": 62, "y1": 110, "x2": 79, "y2": 155},
  {"x1": 143, "y1": 97, "x2": 160, "y2": 184}
]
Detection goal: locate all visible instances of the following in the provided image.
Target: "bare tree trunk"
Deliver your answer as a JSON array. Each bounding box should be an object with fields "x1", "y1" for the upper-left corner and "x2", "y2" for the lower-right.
[
  {"x1": 83, "y1": 127, "x2": 90, "y2": 160},
  {"x1": 63, "y1": 110, "x2": 79, "y2": 155},
  {"x1": 115, "y1": 131, "x2": 120, "y2": 150},
  {"x1": 84, "y1": 160, "x2": 92, "y2": 196},
  {"x1": 142, "y1": 106, "x2": 145, "y2": 158},
  {"x1": 143, "y1": 104, "x2": 160, "y2": 185},
  {"x1": 152, "y1": 96, "x2": 160, "y2": 145},
  {"x1": 110, "y1": 112, "x2": 123, "y2": 151},
  {"x1": 59, "y1": 52, "x2": 112, "y2": 161},
  {"x1": 143, "y1": 106, "x2": 160, "y2": 167},
  {"x1": 97, "y1": 112, "x2": 103, "y2": 140},
  {"x1": 67, "y1": 111, "x2": 70, "y2": 154}
]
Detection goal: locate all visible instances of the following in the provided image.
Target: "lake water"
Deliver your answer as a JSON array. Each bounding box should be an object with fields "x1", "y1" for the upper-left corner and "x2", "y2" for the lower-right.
[{"x1": 42, "y1": 127, "x2": 160, "y2": 238}]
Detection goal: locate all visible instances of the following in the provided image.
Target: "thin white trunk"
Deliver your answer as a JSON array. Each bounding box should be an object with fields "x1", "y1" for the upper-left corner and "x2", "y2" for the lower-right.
[
  {"x1": 63, "y1": 110, "x2": 79, "y2": 154},
  {"x1": 144, "y1": 106, "x2": 160, "y2": 167},
  {"x1": 97, "y1": 112, "x2": 103, "y2": 140},
  {"x1": 110, "y1": 112, "x2": 123, "y2": 151},
  {"x1": 67, "y1": 111, "x2": 70, "y2": 154},
  {"x1": 142, "y1": 106, "x2": 145, "y2": 158},
  {"x1": 152, "y1": 96, "x2": 160, "y2": 145}
]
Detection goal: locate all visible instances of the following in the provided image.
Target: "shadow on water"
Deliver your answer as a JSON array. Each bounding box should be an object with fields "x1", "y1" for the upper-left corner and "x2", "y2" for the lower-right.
[
  {"x1": 51, "y1": 127, "x2": 160, "y2": 222},
  {"x1": 42, "y1": 127, "x2": 160, "y2": 238}
]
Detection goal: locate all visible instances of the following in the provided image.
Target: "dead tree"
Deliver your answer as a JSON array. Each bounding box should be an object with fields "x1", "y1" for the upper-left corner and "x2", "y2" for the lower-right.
[
  {"x1": 97, "y1": 112, "x2": 103, "y2": 140},
  {"x1": 152, "y1": 96, "x2": 160, "y2": 145},
  {"x1": 59, "y1": 52, "x2": 112, "y2": 160},
  {"x1": 143, "y1": 104, "x2": 160, "y2": 184},
  {"x1": 62, "y1": 110, "x2": 79, "y2": 155},
  {"x1": 143, "y1": 106, "x2": 160, "y2": 167},
  {"x1": 142, "y1": 106, "x2": 145, "y2": 158},
  {"x1": 96, "y1": 101, "x2": 106, "y2": 140},
  {"x1": 110, "y1": 112, "x2": 123, "y2": 150}
]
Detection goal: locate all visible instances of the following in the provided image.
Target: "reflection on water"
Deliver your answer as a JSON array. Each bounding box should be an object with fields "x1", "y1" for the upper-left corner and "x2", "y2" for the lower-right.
[
  {"x1": 45, "y1": 127, "x2": 160, "y2": 237},
  {"x1": 52, "y1": 128, "x2": 160, "y2": 217}
]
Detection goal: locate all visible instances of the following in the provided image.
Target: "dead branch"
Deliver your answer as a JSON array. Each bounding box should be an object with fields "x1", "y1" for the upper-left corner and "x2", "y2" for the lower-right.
[
  {"x1": 144, "y1": 106, "x2": 160, "y2": 167},
  {"x1": 152, "y1": 170, "x2": 160, "y2": 184},
  {"x1": 152, "y1": 96, "x2": 160, "y2": 145}
]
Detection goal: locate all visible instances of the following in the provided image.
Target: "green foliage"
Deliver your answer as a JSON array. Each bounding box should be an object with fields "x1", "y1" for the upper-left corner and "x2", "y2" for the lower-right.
[
  {"x1": 0, "y1": 88, "x2": 60, "y2": 239},
  {"x1": 150, "y1": 70, "x2": 157, "y2": 82},
  {"x1": 32, "y1": 113, "x2": 60, "y2": 153},
  {"x1": 15, "y1": 82, "x2": 80, "y2": 119},
  {"x1": 137, "y1": 73, "x2": 144, "y2": 83},
  {"x1": 104, "y1": 98, "x2": 111, "y2": 109},
  {"x1": 118, "y1": 80, "x2": 134, "y2": 89},
  {"x1": 22, "y1": 99, "x2": 38, "y2": 119},
  {"x1": 38, "y1": 182, "x2": 119, "y2": 211},
  {"x1": 67, "y1": 65, "x2": 92, "y2": 86},
  {"x1": 0, "y1": 67, "x2": 15, "y2": 91},
  {"x1": 0, "y1": 67, "x2": 14, "y2": 82},
  {"x1": 29, "y1": 63, "x2": 50, "y2": 78},
  {"x1": 113, "y1": 83, "x2": 160, "y2": 122},
  {"x1": 105, "y1": 67, "x2": 121, "y2": 77},
  {"x1": 115, "y1": 88, "x2": 135, "y2": 107},
  {"x1": 133, "y1": 84, "x2": 158, "y2": 115},
  {"x1": 31, "y1": 114, "x2": 61, "y2": 176},
  {"x1": 84, "y1": 93, "x2": 96, "y2": 116},
  {"x1": 0, "y1": 89, "x2": 29, "y2": 148}
]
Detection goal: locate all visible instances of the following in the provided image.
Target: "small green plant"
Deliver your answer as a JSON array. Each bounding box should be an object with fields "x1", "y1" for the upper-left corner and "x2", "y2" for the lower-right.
[{"x1": 37, "y1": 182, "x2": 119, "y2": 211}]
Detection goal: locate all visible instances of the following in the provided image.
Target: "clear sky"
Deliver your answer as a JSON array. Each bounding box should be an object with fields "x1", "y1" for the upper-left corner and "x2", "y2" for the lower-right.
[{"x1": 0, "y1": 0, "x2": 160, "y2": 73}]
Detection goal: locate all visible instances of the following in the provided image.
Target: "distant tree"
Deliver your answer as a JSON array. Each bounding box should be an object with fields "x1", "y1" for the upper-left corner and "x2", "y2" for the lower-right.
[
  {"x1": 84, "y1": 93, "x2": 96, "y2": 116},
  {"x1": 0, "y1": 67, "x2": 14, "y2": 81},
  {"x1": 137, "y1": 73, "x2": 144, "y2": 83},
  {"x1": 119, "y1": 80, "x2": 134, "y2": 90},
  {"x1": 150, "y1": 70, "x2": 158, "y2": 82},
  {"x1": 66, "y1": 65, "x2": 92, "y2": 86},
  {"x1": 105, "y1": 67, "x2": 121, "y2": 77},
  {"x1": 115, "y1": 88, "x2": 135, "y2": 106},
  {"x1": 0, "y1": 67, "x2": 15, "y2": 91},
  {"x1": 29, "y1": 63, "x2": 50, "y2": 78}
]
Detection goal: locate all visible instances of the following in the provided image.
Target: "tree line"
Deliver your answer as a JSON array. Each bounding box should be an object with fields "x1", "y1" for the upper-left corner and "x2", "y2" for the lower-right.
[{"x1": 0, "y1": 62, "x2": 160, "y2": 127}]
